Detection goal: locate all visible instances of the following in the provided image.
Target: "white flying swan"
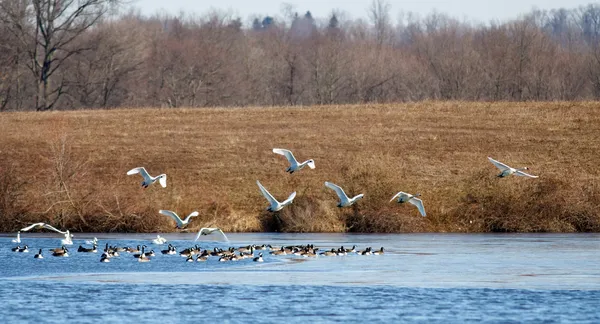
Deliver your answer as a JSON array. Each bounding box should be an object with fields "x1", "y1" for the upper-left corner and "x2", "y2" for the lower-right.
[
  {"x1": 11, "y1": 231, "x2": 21, "y2": 243},
  {"x1": 20, "y1": 223, "x2": 73, "y2": 245},
  {"x1": 272, "y1": 148, "x2": 315, "y2": 174},
  {"x1": 325, "y1": 182, "x2": 364, "y2": 207},
  {"x1": 127, "y1": 167, "x2": 167, "y2": 188},
  {"x1": 159, "y1": 210, "x2": 199, "y2": 228},
  {"x1": 488, "y1": 157, "x2": 539, "y2": 178},
  {"x1": 390, "y1": 192, "x2": 426, "y2": 217},
  {"x1": 257, "y1": 180, "x2": 296, "y2": 212},
  {"x1": 194, "y1": 228, "x2": 229, "y2": 242}
]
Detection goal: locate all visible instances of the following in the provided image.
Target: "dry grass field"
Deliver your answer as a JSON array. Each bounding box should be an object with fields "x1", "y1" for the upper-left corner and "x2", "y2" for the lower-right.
[{"x1": 1, "y1": 102, "x2": 600, "y2": 233}]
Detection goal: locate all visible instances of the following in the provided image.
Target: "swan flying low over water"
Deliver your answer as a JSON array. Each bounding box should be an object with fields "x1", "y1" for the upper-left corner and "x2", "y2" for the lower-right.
[
  {"x1": 20, "y1": 223, "x2": 73, "y2": 245},
  {"x1": 127, "y1": 167, "x2": 167, "y2": 188},
  {"x1": 152, "y1": 235, "x2": 167, "y2": 244},
  {"x1": 159, "y1": 210, "x2": 199, "y2": 228},
  {"x1": 488, "y1": 157, "x2": 539, "y2": 178},
  {"x1": 194, "y1": 228, "x2": 229, "y2": 242},
  {"x1": 257, "y1": 180, "x2": 296, "y2": 212},
  {"x1": 272, "y1": 148, "x2": 315, "y2": 174},
  {"x1": 325, "y1": 182, "x2": 364, "y2": 207},
  {"x1": 390, "y1": 192, "x2": 426, "y2": 217}
]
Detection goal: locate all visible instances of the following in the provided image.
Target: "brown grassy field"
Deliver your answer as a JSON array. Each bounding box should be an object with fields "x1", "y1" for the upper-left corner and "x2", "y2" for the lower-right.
[{"x1": 1, "y1": 102, "x2": 600, "y2": 233}]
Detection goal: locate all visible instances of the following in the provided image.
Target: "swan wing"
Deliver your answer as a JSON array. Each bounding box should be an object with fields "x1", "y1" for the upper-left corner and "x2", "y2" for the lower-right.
[
  {"x1": 127, "y1": 167, "x2": 151, "y2": 181},
  {"x1": 325, "y1": 182, "x2": 350, "y2": 202},
  {"x1": 159, "y1": 210, "x2": 184, "y2": 227},
  {"x1": 488, "y1": 157, "x2": 511, "y2": 171},
  {"x1": 158, "y1": 175, "x2": 167, "y2": 187},
  {"x1": 257, "y1": 180, "x2": 280, "y2": 205},
  {"x1": 409, "y1": 198, "x2": 426, "y2": 217},
  {"x1": 390, "y1": 191, "x2": 405, "y2": 202},
  {"x1": 515, "y1": 170, "x2": 539, "y2": 178},
  {"x1": 195, "y1": 228, "x2": 228, "y2": 242},
  {"x1": 273, "y1": 148, "x2": 299, "y2": 166},
  {"x1": 183, "y1": 211, "x2": 199, "y2": 223},
  {"x1": 281, "y1": 191, "x2": 297, "y2": 205}
]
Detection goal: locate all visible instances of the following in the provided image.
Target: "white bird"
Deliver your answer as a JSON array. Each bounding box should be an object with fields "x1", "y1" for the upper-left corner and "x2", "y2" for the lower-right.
[
  {"x1": 257, "y1": 180, "x2": 296, "y2": 212},
  {"x1": 152, "y1": 235, "x2": 167, "y2": 245},
  {"x1": 488, "y1": 157, "x2": 539, "y2": 178},
  {"x1": 11, "y1": 231, "x2": 21, "y2": 243},
  {"x1": 158, "y1": 210, "x2": 199, "y2": 228},
  {"x1": 390, "y1": 192, "x2": 426, "y2": 217},
  {"x1": 324, "y1": 182, "x2": 364, "y2": 207},
  {"x1": 194, "y1": 228, "x2": 229, "y2": 242},
  {"x1": 127, "y1": 167, "x2": 167, "y2": 188},
  {"x1": 272, "y1": 148, "x2": 315, "y2": 174},
  {"x1": 20, "y1": 223, "x2": 74, "y2": 245},
  {"x1": 85, "y1": 237, "x2": 98, "y2": 245}
]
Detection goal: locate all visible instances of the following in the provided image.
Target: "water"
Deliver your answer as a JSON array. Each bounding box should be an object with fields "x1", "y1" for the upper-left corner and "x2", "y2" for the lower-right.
[{"x1": 1, "y1": 233, "x2": 599, "y2": 323}]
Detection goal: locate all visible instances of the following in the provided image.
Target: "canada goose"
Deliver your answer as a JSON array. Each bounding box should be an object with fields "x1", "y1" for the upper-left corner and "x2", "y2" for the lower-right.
[
  {"x1": 218, "y1": 255, "x2": 229, "y2": 262},
  {"x1": 18, "y1": 245, "x2": 29, "y2": 253},
  {"x1": 11, "y1": 246, "x2": 20, "y2": 252},
  {"x1": 52, "y1": 247, "x2": 69, "y2": 257},
  {"x1": 238, "y1": 245, "x2": 254, "y2": 253},
  {"x1": 34, "y1": 249, "x2": 43, "y2": 259},
  {"x1": 257, "y1": 180, "x2": 296, "y2": 212},
  {"x1": 272, "y1": 148, "x2": 315, "y2": 174},
  {"x1": 372, "y1": 247, "x2": 384, "y2": 255},
  {"x1": 127, "y1": 245, "x2": 144, "y2": 254},
  {"x1": 360, "y1": 247, "x2": 372, "y2": 256},
  {"x1": 161, "y1": 244, "x2": 176, "y2": 255},
  {"x1": 137, "y1": 247, "x2": 150, "y2": 262},
  {"x1": 325, "y1": 182, "x2": 364, "y2": 207},
  {"x1": 78, "y1": 245, "x2": 97, "y2": 253},
  {"x1": 253, "y1": 253, "x2": 264, "y2": 262},
  {"x1": 159, "y1": 210, "x2": 199, "y2": 229},
  {"x1": 49, "y1": 246, "x2": 67, "y2": 253},
  {"x1": 134, "y1": 250, "x2": 154, "y2": 258},
  {"x1": 230, "y1": 254, "x2": 240, "y2": 261},
  {"x1": 186, "y1": 255, "x2": 194, "y2": 262},
  {"x1": 321, "y1": 248, "x2": 338, "y2": 256},
  {"x1": 270, "y1": 247, "x2": 286, "y2": 256},
  {"x1": 196, "y1": 252, "x2": 209, "y2": 262},
  {"x1": 488, "y1": 157, "x2": 539, "y2": 178},
  {"x1": 127, "y1": 167, "x2": 167, "y2": 188},
  {"x1": 254, "y1": 244, "x2": 269, "y2": 250},
  {"x1": 100, "y1": 253, "x2": 110, "y2": 262},
  {"x1": 344, "y1": 245, "x2": 357, "y2": 253},
  {"x1": 390, "y1": 192, "x2": 426, "y2": 217}
]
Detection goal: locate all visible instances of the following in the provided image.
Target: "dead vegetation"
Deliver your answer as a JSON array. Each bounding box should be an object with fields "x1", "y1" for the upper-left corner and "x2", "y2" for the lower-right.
[{"x1": 1, "y1": 101, "x2": 599, "y2": 233}]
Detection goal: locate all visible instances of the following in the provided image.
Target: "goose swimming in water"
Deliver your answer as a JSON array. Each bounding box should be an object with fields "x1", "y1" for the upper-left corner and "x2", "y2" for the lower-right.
[
  {"x1": 34, "y1": 249, "x2": 43, "y2": 259},
  {"x1": 18, "y1": 245, "x2": 29, "y2": 253},
  {"x1": 488, "y1": 157, "x2": 539, "y2": 178},
  {"x1": 253, "y1": 252, "x2": 264, "y2": 262},
  {"x1": 78, "y1": 245, "x2": 97, "y2": 253},
  {"x1": 137, "y1": 247, "x2": 150, "y2": 262},
  {"x1": 158, "y1": 210, "x2": 199, "y2": 229},
  {"x1": 257, "y1": 180, "x2": 296, "y2": 212},
  {"x1": 272, "y1": 148, "x2": 315, "y2": 174},
  {"x1": 127, "y1": 167, "x2": 167, "y2": 188},
  {"x1": 325, "y1": 182, "x2": 364, "y2": 207},
  {"x1": 390, "y1": 191, "x2": 426, "y2": 217},
  {"x1": 100, "y1": 253, "x2": 110, "y2": 262}
]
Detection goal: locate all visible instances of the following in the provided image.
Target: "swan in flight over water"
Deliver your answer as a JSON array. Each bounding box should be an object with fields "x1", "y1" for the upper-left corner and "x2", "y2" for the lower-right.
[
  {"x1": 20, "y1": 223, "x2": 74, "y2": 245},
  {"x1": 272, "y1": 148, "x2": 315, "y2": 173},
  {"x1": 159, "y1": 210, "x2": 199, "y2": 228},
  {"x1": 390, "y1": 192, "x2": 426, "y2": 217},
  {"x1": 194, "y1": 228, "x2": 229, "y2": 242},
  {"x1": 325, "y1": 182, "x2": 364, "y2": 207},
  {"x1": 12, "y1": 231, "x2": 20, "y2": 243},
  {"x1": 488, "y1": 157, "x2": 539, "y2": 178},
  {"x1": 127, "y1": 167, "x2": 167, "y2": 188},
  {"x1": 257, "y1": 180, "x2": 296, "y2": 212},
  {"x1": 152, "y1": 235, "x2": 167, "y2": 245}
]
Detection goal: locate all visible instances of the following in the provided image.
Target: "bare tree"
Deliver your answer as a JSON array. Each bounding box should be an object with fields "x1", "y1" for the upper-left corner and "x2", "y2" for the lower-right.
[{"x1": 0, "y1": 0, "x2": 121, "y2": 111}]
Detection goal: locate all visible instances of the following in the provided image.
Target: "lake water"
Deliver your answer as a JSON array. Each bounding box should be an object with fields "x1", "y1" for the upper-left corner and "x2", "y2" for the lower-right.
[{"x1": 1, "y1": 233, "x2": 599, "y2": 323}]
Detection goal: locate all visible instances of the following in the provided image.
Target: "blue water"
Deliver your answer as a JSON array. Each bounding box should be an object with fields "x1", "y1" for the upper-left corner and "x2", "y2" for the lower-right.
[{"x1": 1, "y1": 233, "x2": 599, "y2": 323}]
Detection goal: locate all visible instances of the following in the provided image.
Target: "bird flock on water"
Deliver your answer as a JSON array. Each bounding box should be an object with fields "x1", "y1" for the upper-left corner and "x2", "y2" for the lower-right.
[{"x1": 9, "y1": 149, "x2": 538, "y2": 262}]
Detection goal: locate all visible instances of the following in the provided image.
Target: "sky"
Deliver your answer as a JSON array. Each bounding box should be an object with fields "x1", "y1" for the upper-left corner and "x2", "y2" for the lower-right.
[{"x1": 132, "y1": 0, "x2": 594, "y2": 24}]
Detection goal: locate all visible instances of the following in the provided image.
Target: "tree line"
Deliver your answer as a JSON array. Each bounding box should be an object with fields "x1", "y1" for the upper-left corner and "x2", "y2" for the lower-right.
[{"x1": 1, "y1": 0, "x2": 600, "y2": 111}]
